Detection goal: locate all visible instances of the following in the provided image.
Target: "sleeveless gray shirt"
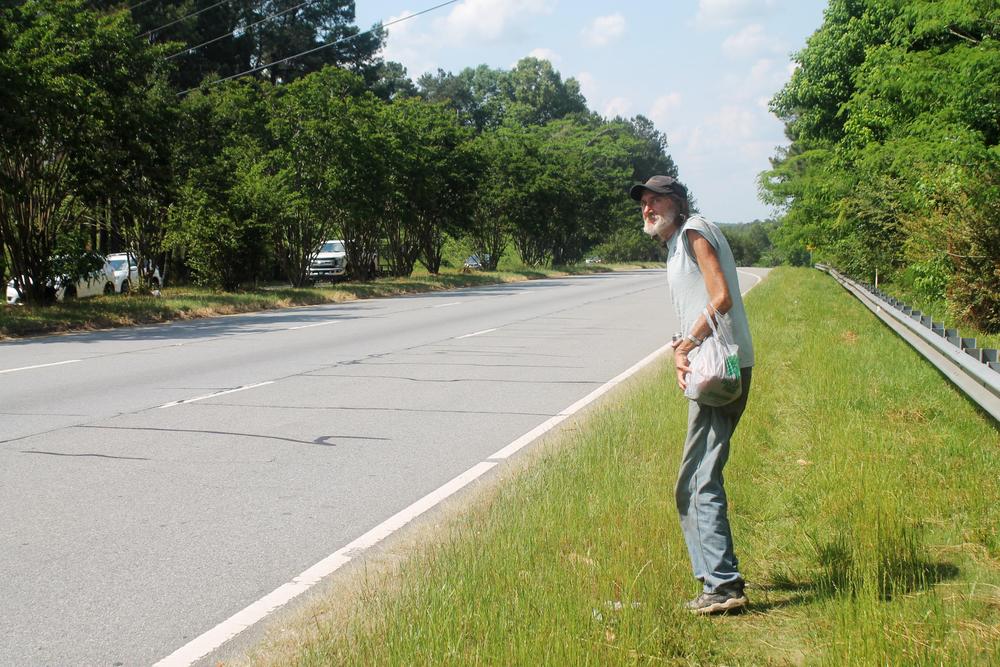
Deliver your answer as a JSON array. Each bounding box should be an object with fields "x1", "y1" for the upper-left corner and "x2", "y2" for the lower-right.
[{"x1": 665, "y1": 214, "x2": 755, "y2": 368}]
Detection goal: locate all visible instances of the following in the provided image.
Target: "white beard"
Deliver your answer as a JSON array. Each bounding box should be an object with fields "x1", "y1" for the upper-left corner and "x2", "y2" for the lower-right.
[{"x1": 643, "y1": 213, "x2": 674, "y2": 238}]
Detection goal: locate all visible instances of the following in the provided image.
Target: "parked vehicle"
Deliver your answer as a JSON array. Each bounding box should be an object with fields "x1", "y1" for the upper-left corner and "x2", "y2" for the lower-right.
[
  {"x1": 6, "y1": 258, "x2": 116, "y2": 305},
  {"x1": 463, "y1": 254, "x2": 491, "y2": 270},
  {"x1": 106, "y1": 252, "x2": 161, "y2": 294},
  {"x1": 307, "y1": 240, "x2": 348, "y2": 281}
]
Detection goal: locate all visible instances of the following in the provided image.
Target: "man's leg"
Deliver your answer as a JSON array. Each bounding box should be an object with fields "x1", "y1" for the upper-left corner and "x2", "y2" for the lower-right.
[{"x1": 675, "y1": 369, "x2": 752, "y2": 593}]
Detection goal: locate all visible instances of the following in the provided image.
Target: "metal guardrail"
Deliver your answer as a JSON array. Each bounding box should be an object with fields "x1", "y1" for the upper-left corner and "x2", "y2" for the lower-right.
[{"x1": 817, "y1": 264, "x2": 1000, "y2": 423}]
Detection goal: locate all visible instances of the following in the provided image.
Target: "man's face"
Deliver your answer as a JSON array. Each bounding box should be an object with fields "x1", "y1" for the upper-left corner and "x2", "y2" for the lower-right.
[
  {"x1": 640, "y1": 192, "x2": 671, "y2": 223},
  {"x1": 640, "y1": 191, "x2": 677, "y2": 240}
]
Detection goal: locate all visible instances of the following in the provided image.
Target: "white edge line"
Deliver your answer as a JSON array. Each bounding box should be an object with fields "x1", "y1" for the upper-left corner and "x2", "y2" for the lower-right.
[
  {"x1": 737, "y1": 269, "x2": 762, "y2": 291},
  {"x1": 433, "y1": 302, "x2": 462, "y2": 309},
  {"x1": 288, "y1": 320, "x2": 339, "y2": 330},
  {"x1": 0, "y1": 359, "x2": 81, "y2": 374},
  {"x1": 157, "y1": 381, "x2": 275, "y2": 409},
  {"x1": 153, "y1": 461, "x2": 498, "y2": 667},
  {"x1": 456, "y1": 328, "x2": 497, "y2": 340}
]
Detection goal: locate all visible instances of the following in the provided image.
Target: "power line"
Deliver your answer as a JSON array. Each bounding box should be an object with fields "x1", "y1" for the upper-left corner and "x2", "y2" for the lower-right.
[
  {"x1": 140, "y1": 0, "x2": 229, "y2": 39},
  {"x1": 166, "y1": 0, "x2": 317, "y2": 61},
  {"x1": 177, "y1": 0, "x2": 460, "y2": 96},
  {"x1": 127, "y1": 0, "x2": 159, "y2": 11}
]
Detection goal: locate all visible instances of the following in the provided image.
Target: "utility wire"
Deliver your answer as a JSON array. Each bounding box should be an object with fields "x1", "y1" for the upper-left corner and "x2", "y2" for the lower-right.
[
  {"x1": 166, "y1": 0, "x2": 316, "y2": 61},
  {"x1": 127, "y1": 0, "x2": 159, "y2": 11},
  {"x1": 140, "y1": 0, "x2": 229, "y2": 38},
  {"x1": 178, "y1": 0, "x2": 460, "y2": 96}
]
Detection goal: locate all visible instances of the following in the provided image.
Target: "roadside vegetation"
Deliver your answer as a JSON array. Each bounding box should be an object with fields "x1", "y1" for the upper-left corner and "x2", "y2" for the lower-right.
[
  {"x1": 761, "y1": 1, "x2": 999, "y2": 335},
  {"x1": 238, "y1": 268, "x2": 999, "y2": 666},
  {"x1": 0, "y1": 262, "x2": 658, "y2": 339}
]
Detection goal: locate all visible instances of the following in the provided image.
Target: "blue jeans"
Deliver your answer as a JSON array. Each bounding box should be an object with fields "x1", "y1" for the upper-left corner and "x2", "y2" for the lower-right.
[{"x1": 675, "y1": 367, "x2": 752, "y2": 593}]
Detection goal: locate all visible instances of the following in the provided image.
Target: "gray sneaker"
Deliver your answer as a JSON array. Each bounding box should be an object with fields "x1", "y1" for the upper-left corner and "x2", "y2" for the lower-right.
[{"x1": 685, "y1": 586, "x2": 748, "y2": 615}]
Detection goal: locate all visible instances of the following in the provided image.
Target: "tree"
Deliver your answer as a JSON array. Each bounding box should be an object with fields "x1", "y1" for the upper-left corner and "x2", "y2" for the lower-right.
[
  {"x1": 266, "y1": 67, "x2": 368, "y2": 286},
  {"x1": 418, "y1": 58, "x2": 587, "y2": 132},
  {"x1": 367, "y1": 60, "x2": 418, "y2": 101},
  {"x1": 90, "y1": 0, "x2": 386, "y2": 91},
  {"x1": 382, "y1": 98, "x2": 479, "y2": 275},
  {"x1": 0, "y1": 0, "x2": 172, "y2": 304},
  {"x1": 418, "y1": 65, "x2": 510, "y2": 131},
  {"x1": 504, "y1": 57, "x2": 588, "y2": 127},
  {"x1": 623, "y1": 115, "x2": 678, "y2": 181},
  {"x1": 761, "y1": 0, "x2": 1000, "y2": 331},
  {"x1": 168, "y1": 81, "x2": 274, "y2": 290}
]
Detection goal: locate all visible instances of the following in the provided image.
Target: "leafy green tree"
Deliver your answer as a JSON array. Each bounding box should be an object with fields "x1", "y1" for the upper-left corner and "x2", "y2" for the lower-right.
[
  {"x1": 762, "y1": 0, "x2": 1000, "y2": 330},
  {"x1": 168, "y1": 81, "x2": 274, "y2": 290},
  {"x1": 0, "y1": 0, "x2": 171, "y2": 304},
  {"x1": 382, "y1": 98, "x2": 479, "y2": 275},
  {"x1": 418, "y1": 58, "x2": 587, "y2": 131},
  {"x1": 367, "y1": 60, "x2": 418, "y2": 101},
  {"x1": 418, "y1": 65, "x2": 511, "y2": 132},
  {"x1": 466, "y1": 132, "x2": 516, "y2": 270},
  {"x1": 590, "y1": 227, "x2": 663, "y2": 263},
  {"x1": 266, "y1": 67, "x2": 368, "y2": 285},
  {"x1": 332, "y1": 91, "x2": 391, "y2": 281},
  {"x1": 505, "y1": 57, "x2": 588, "y2": 127},
  {"x1": 623, "y1": 115, "x2": 679, "y2": 181},
  {"x1": 91, "y1": 0, "x2": 386, "y2": 91}
]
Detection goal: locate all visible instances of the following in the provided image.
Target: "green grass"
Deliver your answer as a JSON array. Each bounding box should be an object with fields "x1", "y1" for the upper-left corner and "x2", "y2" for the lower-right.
[
  {"x1": 0, "y1": 263, "x2": 655, "y2": 339},
  {"x1": 878, "y1": 281, "x2": 1000, "y2": 351},
  {"x1": 239, "y1": 267, "x2": 999, "y2": 666}
]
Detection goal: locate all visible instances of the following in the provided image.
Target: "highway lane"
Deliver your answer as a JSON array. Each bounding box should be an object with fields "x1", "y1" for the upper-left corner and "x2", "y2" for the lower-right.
[{"x1": 0, "y1": 268, "x2": 766, "y2": 665}]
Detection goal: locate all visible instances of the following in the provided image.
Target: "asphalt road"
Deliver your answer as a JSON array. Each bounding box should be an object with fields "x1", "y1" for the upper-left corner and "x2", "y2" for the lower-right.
[{"x1": 0, "y1": 268, "x2": 767, "y2": 666}]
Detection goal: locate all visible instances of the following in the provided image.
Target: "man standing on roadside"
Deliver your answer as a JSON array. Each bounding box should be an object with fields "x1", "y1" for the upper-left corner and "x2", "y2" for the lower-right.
[{"x1": 629, "y1": 175, "x2": 755, "y2": 615}]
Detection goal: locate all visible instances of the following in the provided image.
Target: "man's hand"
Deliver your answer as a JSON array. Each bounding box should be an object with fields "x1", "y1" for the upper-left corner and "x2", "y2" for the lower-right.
[{"x1": 674, "y1": 345, "x2": 692, "y2": 391}]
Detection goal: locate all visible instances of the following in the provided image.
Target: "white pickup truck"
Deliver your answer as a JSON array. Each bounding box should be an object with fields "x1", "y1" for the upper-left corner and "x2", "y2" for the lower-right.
[{"x1": 307, "y1": 240, "x2": 347, "y2": 281}]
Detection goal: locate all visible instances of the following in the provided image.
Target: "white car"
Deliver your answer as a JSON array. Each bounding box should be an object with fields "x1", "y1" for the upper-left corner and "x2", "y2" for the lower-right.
[
  {"x1": 6, "y1": 259, "x2": 116, "y2": 305},
  {"x1": 106, "y1": 253, "x2": 161, "y2": 294},
  {"x1": 307, "y1": 240, "x2": 348, "y2": 281}
]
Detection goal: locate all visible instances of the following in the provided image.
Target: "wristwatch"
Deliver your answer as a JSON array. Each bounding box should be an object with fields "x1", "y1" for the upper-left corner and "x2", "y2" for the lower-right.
[{"x1": 685, "y1": 333, "x2": 703, "y2": 346}]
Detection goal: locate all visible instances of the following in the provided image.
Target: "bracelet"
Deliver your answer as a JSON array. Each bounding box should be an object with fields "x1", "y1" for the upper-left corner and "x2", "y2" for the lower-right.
[{"x1": 685, "y1": 333, "x2": 703, "y2": 346}]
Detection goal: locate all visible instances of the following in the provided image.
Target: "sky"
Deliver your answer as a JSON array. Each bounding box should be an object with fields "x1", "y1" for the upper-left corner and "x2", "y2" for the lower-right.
[{"x1": 353, "y1": 0, "x2": 829, "y2": 223}]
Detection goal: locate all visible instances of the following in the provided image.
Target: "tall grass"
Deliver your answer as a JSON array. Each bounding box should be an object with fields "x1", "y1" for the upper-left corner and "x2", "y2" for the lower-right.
[{"x1": 242, "y1": 267, "x2": 999, "y2": 666}]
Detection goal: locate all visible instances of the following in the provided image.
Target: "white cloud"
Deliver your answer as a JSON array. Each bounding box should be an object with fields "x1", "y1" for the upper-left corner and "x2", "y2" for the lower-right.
[
  {"x1": 581, "y1": 14, "x2": 626, "y2": 47},
  {"x1": 575, "y1": 71, "x2": 598, "y2": 103},
  {"x1": 711, "y1": 58, "x2": 790, "y2": 111},
  {"x1": 648, "y1": 92, "x2": 683, "y2": 126},
  {"x1": 695, "y1": 0, "x2": 780, "y2": 29},
  {"x1": 527, "y1": 47, "x2": 561, "y2": 64},
  {"x1": 603, "y1": 97, "x2": 633, "y2": 119},
  {"x1": 380, "y1": 0, "x2": 557, "y2": 78},
  {"x1": 721, "y1": 23, "x2": 780, "y2": 58},
  {"x1": 382, "y1": 11, "x2": 438, "y2": 77},
  {"x1": 437, "y1": 0, "x2": 556, "y2": 44}
]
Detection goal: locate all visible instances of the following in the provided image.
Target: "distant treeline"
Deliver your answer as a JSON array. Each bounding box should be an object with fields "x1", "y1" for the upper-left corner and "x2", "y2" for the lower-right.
[{"x1": 719, "y1": 220, "x2": 810, "y2": 268}]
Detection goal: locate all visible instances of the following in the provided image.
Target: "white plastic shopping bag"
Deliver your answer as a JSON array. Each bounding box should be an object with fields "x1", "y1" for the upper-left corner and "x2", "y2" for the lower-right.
[{"x1": 683, "y1": 306, "x2": 742, "y2": 406}]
